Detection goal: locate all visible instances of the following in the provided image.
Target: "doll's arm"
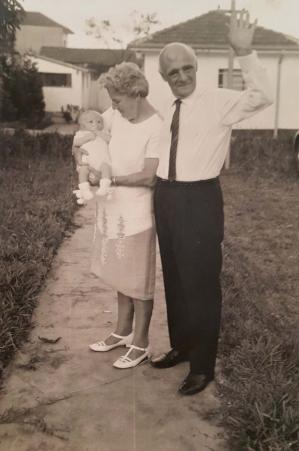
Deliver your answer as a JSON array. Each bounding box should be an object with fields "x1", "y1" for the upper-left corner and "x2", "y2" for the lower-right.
[
  {"x1": 72, "y1": 145, "x2": 89, "y2": 165},
  {"x1": 73, "y1": 131, "x2": 96, "y2": 147},
  {"x1": 95, "y1": 130, "x2": 111, "y2": 143}
]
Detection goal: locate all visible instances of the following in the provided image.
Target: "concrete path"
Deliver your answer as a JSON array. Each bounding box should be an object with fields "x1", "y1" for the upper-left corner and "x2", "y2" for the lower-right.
[{"x1": 0, "y1": 202, "x2": 226, "y2": 451}]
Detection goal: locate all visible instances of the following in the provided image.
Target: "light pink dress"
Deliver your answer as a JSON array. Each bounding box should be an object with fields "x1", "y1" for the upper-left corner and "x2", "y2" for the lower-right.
[{"x1": 90, "y1": 109, "x2": 162, "y2": 300}]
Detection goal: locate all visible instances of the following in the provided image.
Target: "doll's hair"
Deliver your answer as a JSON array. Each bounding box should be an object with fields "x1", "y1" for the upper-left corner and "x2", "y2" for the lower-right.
[{"x1": 99, "y1": 62, "x2": 149, "y2": 98}]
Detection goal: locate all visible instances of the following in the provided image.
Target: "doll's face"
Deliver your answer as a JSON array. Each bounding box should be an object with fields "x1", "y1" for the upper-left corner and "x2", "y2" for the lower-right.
[{"x1": 80, "y1": 112, "x2": 104, "y2": 132}]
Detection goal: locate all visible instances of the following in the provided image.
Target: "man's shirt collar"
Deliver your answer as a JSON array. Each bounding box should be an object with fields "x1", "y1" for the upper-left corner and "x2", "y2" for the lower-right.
[{"x1": 171, "y1": 85, "x2": 201, "y2": 108}]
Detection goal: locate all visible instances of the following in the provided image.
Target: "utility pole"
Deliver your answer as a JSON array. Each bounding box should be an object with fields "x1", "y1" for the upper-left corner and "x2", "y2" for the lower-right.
[
  {"x1": 218, "y1": 1, "x2": 244, "y2": 168},
  {"x1": 224, "y1": 0, "x2": 236, "y2": 169},
  {"x1": 273, "y1": 53, "x2": 283, "y2": 139},
  {"x1": 227, "y1": 0, "x2": 236, "y2": 89}
]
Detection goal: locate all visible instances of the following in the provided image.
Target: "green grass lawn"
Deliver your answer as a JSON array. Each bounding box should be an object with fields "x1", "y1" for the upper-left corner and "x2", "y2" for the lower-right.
[
  {"x1": 0, "y1": 129, "x2": 298, "y2": 450},
  {"x1": 219, "y1": 173, "x2": 299, "y2": 450},
  {"x1": 0, "y1": 130, "x2": 76, "y2": 372}
]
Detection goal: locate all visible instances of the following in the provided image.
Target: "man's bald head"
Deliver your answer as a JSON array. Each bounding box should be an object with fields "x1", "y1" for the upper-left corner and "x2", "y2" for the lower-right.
[{"x1": 159, "y1": 43, "x2": 197, "y2": 76}]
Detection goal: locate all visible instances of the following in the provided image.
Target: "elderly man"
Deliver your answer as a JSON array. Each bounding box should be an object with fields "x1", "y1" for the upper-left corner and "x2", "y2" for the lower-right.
[{"x1": 151, "y1": 10, "x2": 273, "y2": 395}]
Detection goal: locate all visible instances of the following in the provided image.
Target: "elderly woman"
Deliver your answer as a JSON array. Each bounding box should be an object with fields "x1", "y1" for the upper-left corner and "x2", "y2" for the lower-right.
[{"x1": 75, "y1": 62, "x2": 162, "y2": 368}]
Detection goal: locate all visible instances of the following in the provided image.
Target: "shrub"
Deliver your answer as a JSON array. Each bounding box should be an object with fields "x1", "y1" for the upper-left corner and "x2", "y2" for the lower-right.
[
  {"x1": 0, "y1": 53, "x2": 45, "y2": 126},
  {"x1": 230, "y1": 130, "x2": 297, "y2": 179}
]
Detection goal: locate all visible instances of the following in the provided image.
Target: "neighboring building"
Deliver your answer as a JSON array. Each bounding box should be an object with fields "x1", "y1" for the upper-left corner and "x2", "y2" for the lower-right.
[
  {"x1": 128, "y1": 10, "x2": 299, "y2": 130},
  {"x1": 40, "y1": 47, "x2": 140, "y2": 77},
  {"x1": 29, "y1": 55, "x2": 93, "y2": 112},
  {"x1": 15, "y1": 11, "x2": 73, "y2": 54},
  {"x1": 15, "y1": 11, "x2": 73, "y2": 53},
  {"x1": 14, "y1": 11, "x2": 140, "y2": 112}
]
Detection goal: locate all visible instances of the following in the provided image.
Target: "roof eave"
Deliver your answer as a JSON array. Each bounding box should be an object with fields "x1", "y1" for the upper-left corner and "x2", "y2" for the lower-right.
[
  {"x1": 129, "y1": 43, "x2": 299, "y2": 53},
  {"x1": 28, "y1": 53, "x2": 94, "y2": 72},
  {"x1": 62, "y1": 28, "x2": 74, "y2": 35}
]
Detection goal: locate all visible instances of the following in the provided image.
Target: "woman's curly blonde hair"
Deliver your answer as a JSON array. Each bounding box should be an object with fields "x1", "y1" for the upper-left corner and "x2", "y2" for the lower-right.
[{"x1": 99, "y1": 62, "x2": 149, "y2": 98}]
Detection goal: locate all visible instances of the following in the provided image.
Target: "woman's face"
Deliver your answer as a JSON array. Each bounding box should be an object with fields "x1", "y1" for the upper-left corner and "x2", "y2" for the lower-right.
[{"x1": 108, "y1": 88, "x2": 139, "y2": 121}]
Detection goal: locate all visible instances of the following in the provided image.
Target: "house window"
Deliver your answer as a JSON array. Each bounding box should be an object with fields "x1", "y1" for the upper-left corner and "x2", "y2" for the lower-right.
[
  {"x1": 40, "y1": 73, "x2": 72, "y2": 87},
  {"x1": 218, "y1": 69, "x2": 245, "y2": 91}
]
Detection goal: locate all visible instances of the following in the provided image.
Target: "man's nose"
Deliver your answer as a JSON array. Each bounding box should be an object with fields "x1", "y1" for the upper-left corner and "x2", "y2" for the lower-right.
[{"x1": 178, "y1": 70, "x2": 188, "y2": 81}]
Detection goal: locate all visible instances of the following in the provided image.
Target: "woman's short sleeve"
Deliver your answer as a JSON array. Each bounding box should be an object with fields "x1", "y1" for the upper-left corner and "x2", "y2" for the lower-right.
[{"x1": 145, "y1": 117, "x2": 163, "y2": 159}]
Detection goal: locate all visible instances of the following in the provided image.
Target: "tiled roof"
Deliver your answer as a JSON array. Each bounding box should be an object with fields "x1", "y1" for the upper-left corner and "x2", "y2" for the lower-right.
[
  {"x1": 21, "y1": 11, "x2": 73, "y2": 34},
  {"x1": 40, "y1": 47, "x2": 137, "y2": 67},
  {"x1": 128, "y1": 10, "x2": 299, "y2": 50}
]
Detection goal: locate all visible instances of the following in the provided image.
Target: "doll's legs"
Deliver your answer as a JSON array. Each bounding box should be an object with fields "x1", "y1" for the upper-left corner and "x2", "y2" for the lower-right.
[
  {"x1": 78, "y1": 164, "x2": 90, "y2": 184},
  {"x1": 76, "y1": 165, "x2": 93, "y2": 201},
  {"x1": 100, "y1": 162, "x2": 112, "y2": 180},
  {"x1": 96, "y1": 162, "x2": 112, "y2": 196}
]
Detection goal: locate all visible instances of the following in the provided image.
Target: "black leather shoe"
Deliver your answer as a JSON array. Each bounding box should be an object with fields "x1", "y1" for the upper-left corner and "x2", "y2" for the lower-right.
[
  {"x1": 178, "y1": 372, "x2": 213, "y2": 396},
  {"x1": 150, "y1": 349, "x2": 188, "y2": 369}
]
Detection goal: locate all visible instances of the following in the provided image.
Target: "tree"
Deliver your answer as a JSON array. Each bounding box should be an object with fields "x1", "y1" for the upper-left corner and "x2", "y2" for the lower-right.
[
  {"x1": 0, "y1": 0, "x2": 24, "y2": 120},
  {"x1": 85, "y1": 10, "x2": 160, "y2": 48},
  {"x1": 0, "y1": 0, "x2": 24, "y2": 51}
]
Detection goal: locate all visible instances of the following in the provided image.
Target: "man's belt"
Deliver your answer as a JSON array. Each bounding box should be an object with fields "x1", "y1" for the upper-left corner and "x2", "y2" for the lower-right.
[{"x1": 156, "y1": 176, "x2": 219, "y2": 186}]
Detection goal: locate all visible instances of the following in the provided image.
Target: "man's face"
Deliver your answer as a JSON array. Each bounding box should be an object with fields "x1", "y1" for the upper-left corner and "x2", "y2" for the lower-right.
[{"x1": 161, "y1": 48, "x2": 197, "y2": 99}]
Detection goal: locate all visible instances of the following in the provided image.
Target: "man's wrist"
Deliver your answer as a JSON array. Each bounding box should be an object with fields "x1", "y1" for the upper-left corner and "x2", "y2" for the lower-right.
[
  {"x1": 232, "y1": 46, "x2": 252, "y2": 57},
  {"x1": 112, "y1": 176, "x2": 118, "y2": 185}
]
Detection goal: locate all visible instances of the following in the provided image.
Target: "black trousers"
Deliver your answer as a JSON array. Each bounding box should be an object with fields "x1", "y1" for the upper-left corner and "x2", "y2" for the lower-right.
[{"x1": 154, "y1": 177, "x2": 224, "y2": 377}]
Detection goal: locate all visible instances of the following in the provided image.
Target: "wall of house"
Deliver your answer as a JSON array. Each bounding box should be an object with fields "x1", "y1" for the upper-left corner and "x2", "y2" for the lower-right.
[
  {"x1": 15, "y1": 26, "x2": 67, "y2": 53},
  {"x1": 144, "y1": 50, "x2": 298, "y2": 129},
  {"x1": 30, "y1": 57, "x2": 88, "y2": 112},
  {"x1": 88, "y1": 81, "x2": 112, "y2": 112},
  {"x1": 278, "y1": 55, "x2": 299, "y2": 129},
  {"x1": 81, "y1": 71, "x2": 93, "y2": 109}
]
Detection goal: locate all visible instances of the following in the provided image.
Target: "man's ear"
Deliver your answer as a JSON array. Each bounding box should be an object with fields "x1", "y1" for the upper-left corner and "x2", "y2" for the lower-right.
[{"x1": 159, "y1": 70, "x2": 167, "y2": 82}]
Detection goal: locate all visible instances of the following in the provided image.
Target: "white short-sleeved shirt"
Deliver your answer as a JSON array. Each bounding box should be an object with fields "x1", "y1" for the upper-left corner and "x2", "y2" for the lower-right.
[
  {"x1": 73, "y1": 130, "x2": 110, "y2": 171},
  {"x1": 96, "y1": 109, "x2": 162, "y2": 238}
]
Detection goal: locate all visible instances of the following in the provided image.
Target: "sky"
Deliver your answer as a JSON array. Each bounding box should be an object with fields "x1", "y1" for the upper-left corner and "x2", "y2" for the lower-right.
[{"x1": 20, "y1": 0, "x2": 299, "y2": 48}]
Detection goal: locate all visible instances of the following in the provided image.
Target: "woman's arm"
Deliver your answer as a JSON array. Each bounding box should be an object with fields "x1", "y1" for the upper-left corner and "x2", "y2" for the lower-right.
[
  {"x1": 114, "y1": 158, "x2": 159, "y2": 188},
  {"x1": 89, "y1": 158, "x2": 159, "y2": 188}
]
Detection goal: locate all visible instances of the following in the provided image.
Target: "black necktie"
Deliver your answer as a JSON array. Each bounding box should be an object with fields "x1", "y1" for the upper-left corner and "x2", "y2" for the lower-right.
[{"x1": 168, "y1": 98, "x2": 182, "y2": 181}]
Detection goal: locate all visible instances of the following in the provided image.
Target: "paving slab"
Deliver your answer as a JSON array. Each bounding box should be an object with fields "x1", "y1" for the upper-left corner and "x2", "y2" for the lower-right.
[{"x1": 0, "y1": 201, "x2": 227, "y2": 451}]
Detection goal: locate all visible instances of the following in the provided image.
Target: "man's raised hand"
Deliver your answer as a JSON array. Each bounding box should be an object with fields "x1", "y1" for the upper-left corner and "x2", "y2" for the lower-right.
[{"x1": 228, "y1": 9, "x2": 257, "y2": 56}]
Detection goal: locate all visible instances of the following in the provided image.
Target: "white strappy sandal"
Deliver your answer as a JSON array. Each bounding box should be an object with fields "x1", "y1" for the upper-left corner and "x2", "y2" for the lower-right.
[
  {"x1": 89, "y1": 332, "x2": 133, "y2": 352},
  {"x1": 113, "y1": 345, "x2": 150, "y2": 369}
]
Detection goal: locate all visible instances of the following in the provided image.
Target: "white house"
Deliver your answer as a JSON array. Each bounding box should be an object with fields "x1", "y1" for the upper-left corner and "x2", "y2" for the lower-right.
[
  {"x1": 15, "y1": 11, "x2": 140, "y2": 112},
  {"x1": 128, "y1": 10, "x2": 299, "y2": 130},
  {"x1": 15, "y1": 11, "x2": 73, "y2": 54},
  {"x1": 29, "y1": 49, "x2": 141, "y2": 113},
  {"x1": 38, "y1": 47, "x2": 141, "y2": 112},
  {"x1": 29, "y1": 55, "x2": 94, "y2": 112}
]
